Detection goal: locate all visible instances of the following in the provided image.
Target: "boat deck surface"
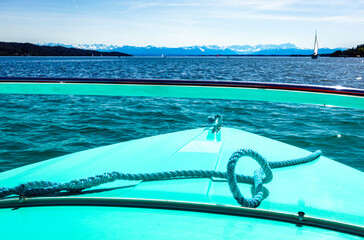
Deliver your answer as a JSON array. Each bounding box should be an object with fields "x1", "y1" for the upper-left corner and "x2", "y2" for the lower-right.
[{"x1": 0, "y1": 127, "x2": 363, "y2": 239}]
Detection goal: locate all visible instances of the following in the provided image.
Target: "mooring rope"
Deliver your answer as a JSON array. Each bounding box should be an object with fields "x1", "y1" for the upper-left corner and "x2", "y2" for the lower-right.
[{"x1": 0, "y1": 149, "x2": 321, "y2": 208}]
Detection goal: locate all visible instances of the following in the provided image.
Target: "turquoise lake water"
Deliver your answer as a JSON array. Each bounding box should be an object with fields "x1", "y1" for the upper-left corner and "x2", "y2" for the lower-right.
[{"x1": 0, "y1": 56, "x2": 363, "y2": 172}]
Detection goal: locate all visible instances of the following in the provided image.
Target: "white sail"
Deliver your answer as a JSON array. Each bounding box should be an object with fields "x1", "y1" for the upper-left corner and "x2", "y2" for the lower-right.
[{"x1": 313, "y1": 31, "x2": 318, "y2": 55}]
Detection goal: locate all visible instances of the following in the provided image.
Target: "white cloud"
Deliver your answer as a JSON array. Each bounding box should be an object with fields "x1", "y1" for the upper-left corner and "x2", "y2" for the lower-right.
[
  {"x1": 72, "y1": 0, "x2": 80, "y2": 13},
  {"x1": 122, "y1": 2, "x2": 160, "y2": 14},
  {"x1": 0, "y1": 0, "x2": 363, "y2": 48}
]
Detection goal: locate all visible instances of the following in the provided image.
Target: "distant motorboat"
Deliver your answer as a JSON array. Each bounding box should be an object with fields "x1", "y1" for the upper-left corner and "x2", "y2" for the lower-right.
[{"x1": 312, "y1": 31, "x2": 319, "y2": 59}]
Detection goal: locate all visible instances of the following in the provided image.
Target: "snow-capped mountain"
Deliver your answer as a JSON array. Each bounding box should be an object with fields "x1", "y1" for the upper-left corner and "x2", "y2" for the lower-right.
[
  {"x1": 39, "y1": 43, "x2": 343, "y2": 56},
  {"x1": 44, "y1": 43, "x2": 120, "y2": 51}
]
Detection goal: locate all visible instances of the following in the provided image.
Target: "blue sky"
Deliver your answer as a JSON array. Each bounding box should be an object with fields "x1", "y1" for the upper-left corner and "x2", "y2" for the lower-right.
[{"x1": 0, "y1": 0, "x2": 363, "y2": 48}]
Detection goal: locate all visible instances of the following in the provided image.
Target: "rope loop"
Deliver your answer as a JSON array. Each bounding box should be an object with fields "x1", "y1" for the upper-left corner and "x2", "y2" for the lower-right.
[{"x1": 226, "y1": 149, "x2": 272, "y2": 208}]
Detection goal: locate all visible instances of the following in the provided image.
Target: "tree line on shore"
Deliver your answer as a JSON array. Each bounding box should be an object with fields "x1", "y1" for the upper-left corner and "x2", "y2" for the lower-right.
[
  {"x1": 331, "y1": 44, "x2": 364, "y2": 57},
  {"x1": 0, "y1": 42, "x2": 131, "y2": 57}
]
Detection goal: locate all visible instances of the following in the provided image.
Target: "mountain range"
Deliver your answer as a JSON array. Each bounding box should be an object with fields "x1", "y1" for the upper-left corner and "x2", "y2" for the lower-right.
[{"x1": 41, "y1": 43, "x2": 344, "y2": 56}]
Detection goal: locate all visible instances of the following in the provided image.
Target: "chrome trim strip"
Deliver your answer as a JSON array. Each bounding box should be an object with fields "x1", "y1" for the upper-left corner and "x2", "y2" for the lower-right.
[{"x1": 0, "y1": 197, "x2": 362, "y2": 237}]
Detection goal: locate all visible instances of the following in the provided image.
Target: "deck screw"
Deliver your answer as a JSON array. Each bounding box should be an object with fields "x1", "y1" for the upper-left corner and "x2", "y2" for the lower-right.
[
  {"x1": 298, "y1": 211, "x2": 305, "y2": 221},
  {"x1": 18, "y1": 195, "x2": 25, "y2": 204}
]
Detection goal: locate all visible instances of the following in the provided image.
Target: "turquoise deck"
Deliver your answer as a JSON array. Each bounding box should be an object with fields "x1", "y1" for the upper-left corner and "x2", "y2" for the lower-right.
[
  {"x1": 1, "y1": 206, "x2": 361, "y2": 240},
  {"x1": 0, "y1": 127, "x2": 363, "y2": 239}
]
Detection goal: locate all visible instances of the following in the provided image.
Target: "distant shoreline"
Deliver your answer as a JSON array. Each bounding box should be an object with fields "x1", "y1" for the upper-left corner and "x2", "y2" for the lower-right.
[
  {"x1": 0, "y1": 42, "x2": 131, "y2": 57},
  {"x1": 1, "y1": 41, "x2": 362, "y2": 57},
  {"x1": 1, "y1": 54, "x2": 361, "y2": 58}
]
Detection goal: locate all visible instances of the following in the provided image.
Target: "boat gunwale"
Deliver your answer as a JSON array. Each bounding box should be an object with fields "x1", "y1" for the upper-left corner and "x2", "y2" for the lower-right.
[
  {"x1": 1, "y1": 77, "x2": 363, "y2": 97},
  {"x1": 1, "y1": 196, "x2": 363, "y2": 237}
]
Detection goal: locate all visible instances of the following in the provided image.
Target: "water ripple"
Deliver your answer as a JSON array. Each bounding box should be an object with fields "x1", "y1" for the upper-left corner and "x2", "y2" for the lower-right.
[{"x1": 0, "y1": 57, "x2": 363, "y2": 172}]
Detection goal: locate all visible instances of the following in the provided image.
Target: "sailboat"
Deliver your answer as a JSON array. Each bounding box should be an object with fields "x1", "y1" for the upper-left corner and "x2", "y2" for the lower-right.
[{"x1": 312, "y1": 31, "x2": 319, "y2": 59}]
